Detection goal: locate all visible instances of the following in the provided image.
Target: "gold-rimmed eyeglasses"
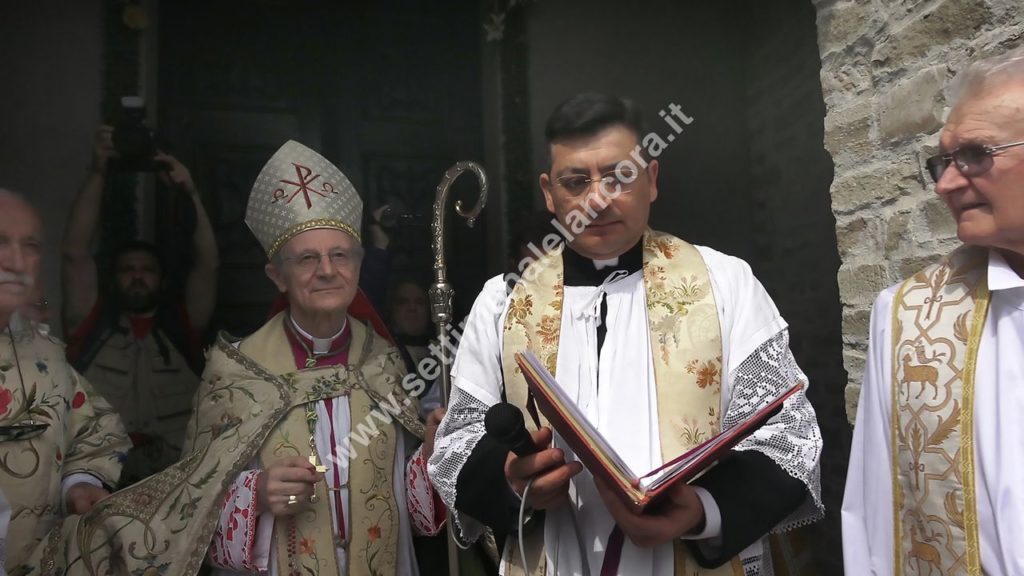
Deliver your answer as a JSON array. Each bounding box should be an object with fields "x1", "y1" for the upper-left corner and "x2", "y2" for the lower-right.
[{"x1": 553, "y1": 167, "x2": 640, "y2": 197}]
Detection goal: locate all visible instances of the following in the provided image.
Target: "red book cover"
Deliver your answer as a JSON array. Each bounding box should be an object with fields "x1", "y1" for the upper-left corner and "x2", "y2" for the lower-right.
[{"x1": 514, "y1": 350, "x2": 803, "y2": 512}]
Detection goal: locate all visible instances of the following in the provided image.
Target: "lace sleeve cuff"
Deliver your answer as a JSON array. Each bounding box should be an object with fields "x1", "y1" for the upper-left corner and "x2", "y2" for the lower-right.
[
  {"x1": 726, "y1": 330, "x2": 824, "y2": 531},
  {"x1": 207, "y1": 469, "x2": 270, "y2": 571},
  {"x1": 428, "y1": 386, "x2": 493, "y2": 542}
]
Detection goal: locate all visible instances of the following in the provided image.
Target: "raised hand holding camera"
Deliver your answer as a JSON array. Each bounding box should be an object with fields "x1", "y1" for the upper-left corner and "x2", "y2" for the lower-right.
[
  {"x1": 154, "y1": 152, "x2": 197, "y2": 196},
  {"x1": 90, "y1": 125, "x2": 118, "y2": 176}
]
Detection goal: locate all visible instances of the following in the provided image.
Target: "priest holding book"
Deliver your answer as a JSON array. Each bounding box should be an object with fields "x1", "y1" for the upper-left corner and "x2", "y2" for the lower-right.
[{"x1": 428, "y1": 93, "x2": 823, "y2": 575}]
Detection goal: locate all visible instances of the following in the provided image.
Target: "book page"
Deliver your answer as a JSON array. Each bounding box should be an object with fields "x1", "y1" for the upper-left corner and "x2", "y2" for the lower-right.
[
  {"x1": 637, "y1": 434, "x2": 728, "y2": 491},
  {"x1": 520, "y1": 350, "x2": 638, "y2": 482}
]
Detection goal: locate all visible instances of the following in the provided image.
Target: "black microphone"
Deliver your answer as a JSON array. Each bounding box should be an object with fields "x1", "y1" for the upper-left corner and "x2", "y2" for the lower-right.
[{"x1": 485, "y1": 402, "x2": 540, "y2": 457}]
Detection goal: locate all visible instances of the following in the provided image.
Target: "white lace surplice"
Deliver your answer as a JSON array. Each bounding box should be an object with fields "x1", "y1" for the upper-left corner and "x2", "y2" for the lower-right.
[{"x1": 430, "y1": 245, "x2": 822, "y2": 576}]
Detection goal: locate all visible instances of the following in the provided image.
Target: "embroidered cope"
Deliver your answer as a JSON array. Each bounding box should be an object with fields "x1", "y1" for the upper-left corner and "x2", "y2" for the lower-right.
[
  {"x1": 207, "y1": 315, "x2": 443, "y2": 576},
  {"x1": 0, "y1": 318, "x2": 129, "y2": 573},
  {"x1": 18, "y1": 314, "x2": 437, "y2": 576}
]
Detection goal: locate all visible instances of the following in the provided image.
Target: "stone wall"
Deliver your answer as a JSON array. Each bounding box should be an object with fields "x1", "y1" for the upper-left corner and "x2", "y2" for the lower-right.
[{"x1": 813, "y1": 0, "x2": 1024, "y2": 421}]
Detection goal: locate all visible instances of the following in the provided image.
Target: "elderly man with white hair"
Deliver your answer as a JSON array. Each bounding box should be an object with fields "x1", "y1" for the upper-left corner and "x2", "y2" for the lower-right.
[
  {"x1": 842, "y1": 47, "x2": 1024, "y2": 575},
  {"x1": 0, "y1": 189, "x2": 128, "y2": 574}
]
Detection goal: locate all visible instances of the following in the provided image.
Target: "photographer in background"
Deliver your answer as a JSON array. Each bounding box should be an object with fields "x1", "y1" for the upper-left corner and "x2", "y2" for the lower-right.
[{"x1": 62, "y1": 124, "x2": 218, "y2": 487}]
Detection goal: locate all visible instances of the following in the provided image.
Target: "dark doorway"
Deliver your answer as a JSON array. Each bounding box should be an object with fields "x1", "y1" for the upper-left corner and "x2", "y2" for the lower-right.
[{"x1": 155, "y1": 0, "x2": 487, "y2": 337}]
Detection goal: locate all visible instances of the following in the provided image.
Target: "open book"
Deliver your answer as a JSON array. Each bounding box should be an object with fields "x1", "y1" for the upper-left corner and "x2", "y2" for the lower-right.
[{"x1": 514, "y1": 350, "x2": 804, "y2": 512}]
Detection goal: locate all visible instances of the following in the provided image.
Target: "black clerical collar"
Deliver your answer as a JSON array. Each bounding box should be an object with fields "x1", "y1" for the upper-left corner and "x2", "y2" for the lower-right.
[{"x1": 563, "y1": 240, "x2": 643, "y2": 286}]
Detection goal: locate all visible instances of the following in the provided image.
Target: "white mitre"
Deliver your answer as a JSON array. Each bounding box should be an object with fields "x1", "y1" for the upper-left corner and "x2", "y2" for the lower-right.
[{"x1": 245, "y1": 140, "x2": 362, "y2": 257}]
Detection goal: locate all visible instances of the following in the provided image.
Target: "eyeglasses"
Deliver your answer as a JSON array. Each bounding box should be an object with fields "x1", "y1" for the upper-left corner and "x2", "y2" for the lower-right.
[
  {"x1": 282, "y1": 250, "x2": 355, "y2": 272},
  {"x1": 553, "y1": 168, "x2": 640, "y2": 197},
  {"x1": 924, "y1": 140, "x2": 1024, "y2": 183}
]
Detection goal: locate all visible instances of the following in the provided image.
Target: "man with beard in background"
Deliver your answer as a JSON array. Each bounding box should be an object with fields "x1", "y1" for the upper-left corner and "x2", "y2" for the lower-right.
[{"x1": 61, "y1": 125, "x2": 219, "y2": 486}]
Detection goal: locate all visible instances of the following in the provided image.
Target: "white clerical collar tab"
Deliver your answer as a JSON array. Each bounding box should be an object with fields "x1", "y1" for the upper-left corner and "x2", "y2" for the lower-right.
[
  {"x1": 592, "y1": 257, "x2": 619, "y2": 270},
  {"x1": 290, "y1": 316, "x2": 348, "y2": 354},
  {"x1": 988, "y1": 250, "x2": 1024, "y2": 291}
]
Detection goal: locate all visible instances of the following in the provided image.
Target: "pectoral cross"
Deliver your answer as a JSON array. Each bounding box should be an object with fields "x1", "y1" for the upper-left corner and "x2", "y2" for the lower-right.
[
  {"x1": 309, "y1": 450, "x2": 327, "y2": 473},
  {"x1": 309, "y1": 435, "x2": 327, "y2": 504}
]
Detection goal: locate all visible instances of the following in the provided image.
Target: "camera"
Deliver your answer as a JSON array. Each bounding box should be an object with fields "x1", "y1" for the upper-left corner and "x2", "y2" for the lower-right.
[
  {"x1": 110, "y1": 96, "x2": 159, "y2": 172},
  {"x1": 378, "y1": 206, "x2": 427, "y2": 229}
]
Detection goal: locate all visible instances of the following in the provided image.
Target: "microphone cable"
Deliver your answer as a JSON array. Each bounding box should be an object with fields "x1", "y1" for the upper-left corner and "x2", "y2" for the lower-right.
[
  {"x1": 516, "y1": 472, "x2": 591, "y2": 574},
  {"x1": 518, "y1": 477, "x2": 535, "y2": 572}
]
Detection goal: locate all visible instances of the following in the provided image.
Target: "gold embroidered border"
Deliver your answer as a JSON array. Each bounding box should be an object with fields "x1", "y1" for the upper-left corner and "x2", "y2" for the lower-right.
[
  {"x1": 961, "y1": 279, "x2": 989, "y2": 576},
  {"x1": 267, "y1": 218, "x2": 361, "y2": 257},
  {"x1": 890, "y1": 280, "x2": 910, "y2": 576}
]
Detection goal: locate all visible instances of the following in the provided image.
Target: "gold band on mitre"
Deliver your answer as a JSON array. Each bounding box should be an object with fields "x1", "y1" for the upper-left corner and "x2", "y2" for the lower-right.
[
  {"x1": 246, "y1": 140, "x2": 363, "y2": 257},
  {"x1": 266, "y1": 219, "x2": 362, "y2": 258}
]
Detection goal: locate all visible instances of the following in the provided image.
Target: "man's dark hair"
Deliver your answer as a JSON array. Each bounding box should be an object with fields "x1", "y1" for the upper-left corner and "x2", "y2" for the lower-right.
[
  {"x1": 113, "y1": 240, "x2": 164, "y2": 270},
  {"x1": 544, "y1": 92, "x2": 647, "y2": 147}
]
